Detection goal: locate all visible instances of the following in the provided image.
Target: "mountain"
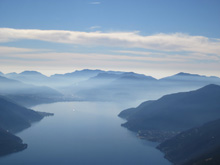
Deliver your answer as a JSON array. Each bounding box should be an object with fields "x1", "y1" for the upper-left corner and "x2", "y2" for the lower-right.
[
  {"x1": 160, "y1": 72, "x2": 220, "y2": 82},
  {"x1": 157, "y1": 118, "x2": 220, "y2": 165},
  {"x1": 0, "y1": 96, "x2": 53, "y2": 156},
  {"x1": 91, "y1": 72, "x2": 123, "y2": 80},
  {"x1": 117, "y1": 72, "x2": 156, "y2": 81},
  {"x1": 5, "y1": 71, "x2": 49, "y2": 85},
  {"x1": 51, "y1": 69, "x2": 104, "y2": 79},
  {"x1": 50, "y1": 69, "x2": 105, "y2": 87},
  {"x1": 0, "y1": 96, "x2": 46, "y2": 133},
  {"x1": 119, "y1": 100, "x2": 154, "y2": 120},
  {"x1": 0, "y1": 127, "x2": 27, "y2": 156},
  {"x1": 0, "y1": 75, "x2": 63, "y2": 106},
  {"x1": 119, "y1": 84, "x2": 220, "y2": 135},
  {"x1": 70, "y1": 71, "x2": 220, "y2": 102},
  {"x1": 3, "y1": 70, "x2": 220, "y2": 103},
  {"x1": 66, "y1": 71, "x2": 158, "y2": 101},
  {"x1": 5, "y1": 71, "x2": 50, "y2": 86},
  {"x1": 160, "y1": 72, "x2": 220, "y2": 87}
]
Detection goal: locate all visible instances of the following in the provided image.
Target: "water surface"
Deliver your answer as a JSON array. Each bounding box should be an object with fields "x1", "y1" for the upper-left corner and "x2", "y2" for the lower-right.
[{"x1": 0, "y1": 101, "x2": 171, "y2": 165}]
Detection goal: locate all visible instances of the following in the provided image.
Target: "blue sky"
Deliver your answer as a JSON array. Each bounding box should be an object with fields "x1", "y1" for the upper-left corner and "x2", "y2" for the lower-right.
[{"x1": 0, "y1": 0, "x2": 220, "y2": 78}]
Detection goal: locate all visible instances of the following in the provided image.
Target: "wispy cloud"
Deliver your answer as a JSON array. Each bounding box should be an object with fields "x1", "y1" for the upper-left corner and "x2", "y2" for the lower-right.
[
  {"x1": 89, "y1": 26, "x2": 101, "y2": 30},
  {"x1": 114, "y1": 50, "x2": 161, "y2": 56},
  {"x1": 1, "y1": 48, "x2": 218, "y2": 65},
  {"x1": 89, "y1": 2, "x2": 101, "y2": 5},
  {"x1": 0, "y1": 46, "x2": 49, "y2": 54},
  {"x1": 115, "y1": 50, "x2": 219, "y2": 61},
  {"x1": 0, "y1": 28, "x2": 220, "y2": 56}
]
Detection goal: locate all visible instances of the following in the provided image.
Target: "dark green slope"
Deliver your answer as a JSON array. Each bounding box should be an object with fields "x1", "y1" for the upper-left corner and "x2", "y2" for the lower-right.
[
  {"x1": 119, "y1": 84, "x2": 220, "y2": 132},
  {"x1": 157, "y1": 118, "x2": 220, "y2": 165}
]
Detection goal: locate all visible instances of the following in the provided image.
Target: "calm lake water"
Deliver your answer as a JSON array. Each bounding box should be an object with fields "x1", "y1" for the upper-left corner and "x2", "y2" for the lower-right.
[{"x1": 0, "y1": 101, "x2": 171, "y2": 165}]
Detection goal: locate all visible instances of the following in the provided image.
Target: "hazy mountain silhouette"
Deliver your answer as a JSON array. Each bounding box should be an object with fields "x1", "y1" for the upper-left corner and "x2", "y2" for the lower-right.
[
  {"x1": 160, "y1": 72, "x2": 220, "y2": 82},
  {"x1": 159, "y1": 72, "x2": 220, "y2": 89},
  {"x1": 2, "y1": 70, "x2": 220, "y2": 104},
  {"x1": 64, "y1": 71, "x2": 220, "y2": 102},
  {"x1": 157, "y1": 118, "x2": 220, "y2": 165},
  {"x1": 0, "y1": 75, "x2": 63, "y2": 106},
  {"x1": 119, "y1": 84, "x2": 220, "y2": 132},
  {"x1": 50, "y1": 69, "x2": 104, "y2": 87},
  {"x1": 5, "y1": 71, "x2": 49, "y2": 86},
  {"x1": 67, "y1": 71, "x2": 158, "y2": 101}
]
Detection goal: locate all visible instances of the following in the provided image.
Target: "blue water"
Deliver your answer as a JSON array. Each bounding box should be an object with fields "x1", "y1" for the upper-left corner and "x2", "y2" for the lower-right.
[{"x1": 0, "y1": 101, "x2": 171, "y2": 165}]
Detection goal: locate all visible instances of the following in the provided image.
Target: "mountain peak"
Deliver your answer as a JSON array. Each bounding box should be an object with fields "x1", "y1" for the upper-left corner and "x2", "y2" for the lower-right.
[
  {"x1": 175, "y1": 72, "x2": 200, "y2": 77},
  {"x1": 6, "y1": 72, "x2": 18, "y2": 76},
  {"x1": 75, "y1": 69, "x2": 103, "y2": 73},
  {"x1": 20, "y1": 71, "x2": 44, "y2": 75}
]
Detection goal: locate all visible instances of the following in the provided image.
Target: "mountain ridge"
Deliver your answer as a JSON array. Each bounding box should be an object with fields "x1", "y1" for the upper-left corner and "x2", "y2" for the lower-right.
[
  {"x1": 119, "y1": 84, "x2": 220, "y2": 132},
  {"x1": 157, "y1": 118, "x2": 220, "y2": 165}
]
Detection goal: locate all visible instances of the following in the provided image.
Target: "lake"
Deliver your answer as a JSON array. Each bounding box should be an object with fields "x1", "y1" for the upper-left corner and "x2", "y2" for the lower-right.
[{"x1": 0, "y1": 101, "x2": 171, "y2": 165}]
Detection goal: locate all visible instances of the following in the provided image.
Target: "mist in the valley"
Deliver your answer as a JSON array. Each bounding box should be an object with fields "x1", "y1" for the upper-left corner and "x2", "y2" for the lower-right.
[{"x1": 1, "y1": 69, "x2": 220, "y2": 106}]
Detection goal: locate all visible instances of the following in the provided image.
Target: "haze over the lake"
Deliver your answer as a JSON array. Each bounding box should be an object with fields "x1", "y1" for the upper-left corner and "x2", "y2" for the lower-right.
[
  {"x1": 1, "y1": 1, "x2": 220, "y2": 164},
  {"x1": 0, "y1": 0, "x2": 220, "y2": 78}
]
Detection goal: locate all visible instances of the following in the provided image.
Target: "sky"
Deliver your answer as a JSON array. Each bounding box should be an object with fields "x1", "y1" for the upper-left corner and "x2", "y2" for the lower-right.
[{"x1": 0, "y1": 0, "x2": 220, "y2": 78}]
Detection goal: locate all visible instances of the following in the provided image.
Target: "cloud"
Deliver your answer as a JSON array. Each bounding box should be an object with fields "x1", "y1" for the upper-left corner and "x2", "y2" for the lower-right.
[
  {"x1": 89, "y1": 2, "x2": 101, "y2": 5},
  {"x1": 1, "y1": 48, "x2": 217, "y2": 65},
  {"x1": 114, "y1": 50, "x2": 219, "y2": 61},
  {"x1": 0, "y1": 46, "x2": 49, "y2": 54},
  {"x1": 114, "y1": 50, "x2": 153, "y2": 56},
  {"x1": 0, "y1": 28, "x2": 220, "y2": 56},
  {"x1": 89, "y1": 26, "x2": 101, "y2": 30}
]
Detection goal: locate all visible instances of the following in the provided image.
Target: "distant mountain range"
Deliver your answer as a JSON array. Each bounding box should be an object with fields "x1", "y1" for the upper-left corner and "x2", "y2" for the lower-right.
[
  {"x1": 61, "y1": 70, "x2": 220, "y2": 102},
  {"x1": 1, "y1": 70, "x2": 220, "y2": 102},
  {"x1": 159, "y1": 72, "x2": 220, "y2": 90},
  {"x1": 0, "y1": 75, "x2": 63, "y2": 106}
]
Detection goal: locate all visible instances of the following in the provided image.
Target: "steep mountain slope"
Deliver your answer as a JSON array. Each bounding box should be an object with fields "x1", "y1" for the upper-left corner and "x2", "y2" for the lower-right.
[
  {"x1": 157, "y1": 118, "x2": 220, "y2": 165},
  {"x1": 119, "y1": 84, "x2": 220, "y2": 133},
  {"x1": 0, "y1": 96, "x2": 52, "y2": 156},
  {"x1": 0, "y1": 127, "x2": 27, "y2": 156},
  {"x1": 0, "y1": 97, "x2": 44, "y2": 133},
  {"x1": 119, "y1": 100, "x2": 154, "y2": 119}
]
